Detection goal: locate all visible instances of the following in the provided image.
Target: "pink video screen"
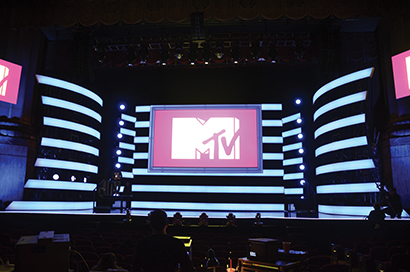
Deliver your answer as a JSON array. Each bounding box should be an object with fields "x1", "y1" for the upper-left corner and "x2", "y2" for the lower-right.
[
  {"x1": 149, "y1": 105, "x2": 262, "y2": 173},
  {"x1": 0, "y1": 59, "x2": 22, "y2": 105},
  {"x1": 392, "y1": 49, "x2": 410, "y2": 99}
]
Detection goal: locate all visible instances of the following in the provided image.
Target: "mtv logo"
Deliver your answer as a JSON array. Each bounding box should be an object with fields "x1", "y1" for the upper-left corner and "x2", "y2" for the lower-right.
[
  {"x1": 171, "y1": 117, "x2": 240, "y2": 160},
  {"x1": 392, "y1": 49, "x2": 410, "y2": 99},
  {"x1": 0, "y1": 59, "x2": 22, "y2": 104}
]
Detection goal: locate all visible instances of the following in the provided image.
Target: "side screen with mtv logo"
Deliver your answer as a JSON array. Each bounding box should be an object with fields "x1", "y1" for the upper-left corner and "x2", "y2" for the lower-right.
[{"x1": 149, "y1": 105, "x2": 262, "y2": 173}]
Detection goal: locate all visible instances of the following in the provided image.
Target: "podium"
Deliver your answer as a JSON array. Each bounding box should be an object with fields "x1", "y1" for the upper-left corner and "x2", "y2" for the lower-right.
[{"x1": 15, "y1": 232, "x2": 70, "y2": 272}]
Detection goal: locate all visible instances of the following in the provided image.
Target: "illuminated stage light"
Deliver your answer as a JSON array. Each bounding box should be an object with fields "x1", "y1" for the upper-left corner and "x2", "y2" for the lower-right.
[
  {"x1": 314, "y1": 114, "x2": 365, "y2": 139},
  {"x1": 83, "y1": 177, "x2": 87, "y2": 183},
  {"x1": 318, "y1": 205, "x2": 374, "y2": 217},
  {"x1": 284, "y1": 188, "x2": 303, "y2": 195},
  {"x1": 301, "y1": 196, "x2": 305, "y2": 199},
  {"x1": 117, "y1": 133, "x2": 123, "y2": 139},
  {"x1": 282, "y1": 128, "x2": 301, "y2": 138},
  {"x1": 119, "y1": 104, "x2": 126, "y2": 110},
  {"x1": 116, "y1": 149, "x2": 122, "y2": 155},
  {"x1": 131, "y1": 184, "x2": 284, "y2": 194},
  {"x1": 115, "y1": 163, "x2": 121, "y2": 169},
  {"x1": 282, "y1": 113, "x2": 301, "y2": 124},
  {"x1": 295, "y1": 98, "x2": 302, "y2": 105},
  {"x1": 70, "y1": 175, "x2": 76, "y2": 182},
  {"x1": 296, "y1": 118, "x2": 302, "y2": 124},
  {"x1": 316, "y1": 159, "x2": 375, "y2": 175},
  {"x1": 282, "y1": 142, "x2": 302, "y2": 152},
  {"x1": 6, "y1": 201, "x2": 94, "y2": 212},
  {"x1": 298, "y1": 148, "x2": 304, "y2": 154},
  {"x1": 24, "y1": 179, "x2": 96, "y2": 191},
  {"x1": 297, "y1": 133, "x2": 303, "y2": 139},
  {"x1": 283, "y1": 157, "x2": 303, "y2": 166},
  {"x1": 44, "y1": 117, "x2": 101, "y2": 139},
  {"x1": 53, "y1": 174, "x2": 59, "y2": 180},
  {"x1": 35, "y1": 158, "x2": 98, "y2": 174},
  {"x1": 313, "y1": 91, "x2": 367, "y2": 121},
  {"x1": 132, "y1": 168, "x2": 284, "y2": 177},
  {"x1": 315, "y1": 136, "x2": 368, "y2": 157},
  {"x1": 42, "y1": 96, "x2": 102, "y2": 122},
  {"x1": 41, "y1": 138, "x2": 99, "y2": 157},
  {"x1": 299, "y1": 164, "x2": 305, "y2": 170},
  {"x1": 36, "y1": 75, "x2": 103, "y2": 106},
  {"x1": 119, "y1": 120, "x2": 125, "y2": 126},
  {"x1": 300, "y1": 179, "x2": 306, "y2": 185},
  {"x1": 316, "y1": 182, "x2": 379, "y2": 194},
  {"x1": 312, "y1": 67, "x2": 374, "y2": 104}
]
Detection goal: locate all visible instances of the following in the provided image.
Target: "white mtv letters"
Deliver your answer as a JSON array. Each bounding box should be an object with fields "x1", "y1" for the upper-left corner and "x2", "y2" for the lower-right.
[{"x1": 172, "y1": 117, "x2": 240, "y2": 160}]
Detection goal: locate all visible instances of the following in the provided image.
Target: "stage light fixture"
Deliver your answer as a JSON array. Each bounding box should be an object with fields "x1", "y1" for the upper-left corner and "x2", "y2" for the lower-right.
[
  {"x1": 202, "y1": 42, "x2": 211, "y2": 63},
  {"x1": 160, "y1": 44, "x2": 170, "y2": 65},
  {"x1": 116, "y1": 149, "x2": 122, "y2": 155},
  {"x1": 117, "y1": 133, "x2": 123, "y2": 139},
  {"x1": 300, "y1": 179, "x2": 306, "y2": 185},
  {"x1": 115, "y1": 163, "x2": 121, "y2": 169},
  {"x1": 71, "y1": 175, "x2": 76, "y2": 182},
  {"x1": 215, "y1": 42, "x2": 224, "y2": 59},
  {"x1": 53, "y1": 173, "x2": 59, "y2": 180},
  {"x1": 296, "y1": 118, "x2": 302, "y2": 124},
  {"x1": 301, "y1": 196, "x2": 305, "y2": 199},
  {"x1": 119, "y1": 104, "x2": 126, "y2": 110},
  {"x1": 297, "y1": 133, "x2": 303, "y2": 139},
  {"x1": 268, "y1": 44, "x2": 278, "y2": 63},
  {"x1": 175, "y1": 43, "x2": 184, "y2": 60},
  {"x1": 83, "y1": 177, "x2": 87, "y2": 183},
  {"x1": 119, "y1": 120, "x2": 125, "y2": 126},
  {"x1": 295, "y1": 98, "x2": 302, "y2": 105},
  {"x1": 299, "y1": 164, "x2": 305, "y2": 170},
  {"x1": 298, "y1": 148, "x2": 304, "y2": 154},
  {"x1": 231, "y1": 44, "x2": 240, "y2": 63}
]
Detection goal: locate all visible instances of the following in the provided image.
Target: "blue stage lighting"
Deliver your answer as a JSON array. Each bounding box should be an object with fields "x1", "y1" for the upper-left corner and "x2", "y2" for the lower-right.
[
  {"x1": 119, "y1": 120, "x2": 125, "y2": 126},
  {"x1": 297, "y1": 133, "x2": 303, "y2": 139},
  {"x1": 296, "y1": 118, "x2": 302, "y2": 124},
  {"x1": 300, "y1": 179, "x2": 306, "y2": 185},
  {"x1": 52, "y1": 174, "x2": 59, "y2": 180},
  {"x1": 299, "y1": 164, "x2": 305, "y2": 170},
  {"x1": 298, "y1": 148, "x2": 304, "y2": 154},
  {"x1": 295, "y1": 98, "x2": 302, "y2": 105},
  {"x1": 115, "y1": 163, "x2": 121, "y2": 169},
  {"x1": 116, "y1": 149, "x2": 122, "y2": 155},
  {"x1": 70, "y1": 175, "x2": 76, "y2": 182},
  {"x1": 120, "y1": 104, "x2": 126, "y2": 110},
  {"x1": 117, "y1": 133, "x2": 123, "y2": 139}
]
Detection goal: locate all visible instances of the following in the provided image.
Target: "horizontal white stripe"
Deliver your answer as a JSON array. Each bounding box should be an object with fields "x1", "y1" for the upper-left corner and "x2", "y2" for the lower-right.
[
  {"x1": 133, "y1": 153, "x2": 149, "y2": 159},
  {"x1": 35, "y1": 158, "x2": 98, "y2": 174},
  {"x1": 284, "y1": 188, "x2": 303, "y2": 195},
  {"x1": 121, "y1": 171, "x2": 134, "y2": 178},
  {"x1": 313, "y1": 67, "x2": 374, "y2": 104},
  {"x1": 282, "y1": 113, "x2": 301, "y2": 124},
  {"x1": 42, "y1": 96, "x2": 102, "y2": 122},
  {"x1": 316, "y1": 183, "x2": 379, "y2": 194},
  {"x1": 262, "y1": 136, "x2": 283, "y2": 144},
  {"x1": 282, "y1": 142, "x2": 302, "y2": 152},
  {"x1": 131, "y1": 185, "x2": 284, "y2": 194},
  {"x1": 6, "y1": 201, "x2": 94, "y2": 211},
  {"x1": 314, "y1": 114, "x2": 365, "y2": 139},
  {"x1": 318, "y1": 205, "x2": 374, "y2": 217},
  {"x1": 119, "y1": 142, "x2": 135, "y2": 151},
  {"x1": 283, "y1": 173, "x2": 304, "y2": 180},
  {"x1": 131, "y1": 201, "x2": 284, "y2": 211},
  {"x1": 315, "y1": 136, "x2": 368, "y2": 157},
  {"x1": 282, "y1": 128, "x2": 302, "y2": 138},
  {"x1": 36, "y1": 75, "x2": 103, "y2": 106},
  {"x1": 121, "y1": 113, "x2": 137, "y2": 123},
  {"x1": 316, "y1": 159, "x2": 375, "y2": 175},
  {"x1": 263, "y1": 153, "x2": 283, "y2": 160},
  {"x1": 120, "y1": 128, "x2": 136, "y2": 137},
  {"x1": 135, "y1": 106, "x2": 151, "y2": 112},
  {"x1": 134, "y1": 137, "x2": 149, "y2": 143},
  {"x1": 133, "y1": 168, "x2": 284, "y2": 177},
  {"x1": 262, "y1": 120, "x2": 282, "y2": 127},
  {"x1": 261, "y1": 104, "x2": 282, "y2": 111},
  {"x1": 118, "y1": 157, "x2": 134, "y2": 164},
  {"x1": 24, "y1": 179, "x2": 96, "y2": 191},
  {"x1": 283, "y1": 157, "x2": 303, "y2": 166},
  {"x1": 43, "y1": 117, "x2": 100, "y2": 139},
  {"x1": 135, "y1": 121, "x2": 150, "y2": 128},
  {"x1": 314, "y1": 91, "x2": 367, "y2": 121},
  {"x1": 41, "y1": 138, "x2": 99, "y2": 156}
]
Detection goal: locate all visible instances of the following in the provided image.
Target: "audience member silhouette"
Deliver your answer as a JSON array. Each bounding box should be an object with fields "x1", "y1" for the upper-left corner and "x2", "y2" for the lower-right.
[
  {"x1": 367, "y1": 202, "x2": 385, "y2": 233},
  {"x1": 382, "y1": 187, "x2": 403, "y2": 218},
  {"x1": 90, "y1": 252, "x2": 125, "y2": 272},
  {"x1": 131, "y1": 209, "x2": 194, "y2": 272}
]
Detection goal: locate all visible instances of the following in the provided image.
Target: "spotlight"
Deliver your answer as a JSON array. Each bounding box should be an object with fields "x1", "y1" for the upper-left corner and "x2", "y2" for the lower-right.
[
  {"x1": 189, "y1": 44, "x2": 198, "y2": 65},
  {"x1": 301, "y1": 196, "x2": 305, "y2": 199},
  {"x1": 215, "y1": 42, "x2": 224, "y2": 59},
  {"x1": 175, "y1": 43, "x2": 184, "y2": 60},
  {"x1": 295, "y1": 98, "x2": 302, "y2": 105},
  {"x1": 71, "y1": 175, "x2": 76, "y2": 182},
  {"x1": 297, "y1": 133, "x2": 304, "y2": 139},
  {"x1": 296, "y1": 118, "x2": 302, "y2": 124},
  {"x1": 300, "y1": 179, "x2": 306, "y2": 185},
  {"x1": 117, "y1": 133, "x2": 123, "y2": 139},
  {"x1": 119, "y1": 104, "x2": 126, "y2": 110},
  {"x1": 116, "y1": 149, "x2": 122, "y2": 155},
  {"x1": 231, "y1": 44, "x2": 240, "y2": 63},
  {"x1": 115, "y1": 163, "x2": 121, "y2": 169},
  {"x1": 52, "y1": 173, "x2": 59, "y2": 180},
  {"x1": 298, "y1": 148, "x2": 304, "y2": 154},
  {"x1": 119, "y1": 120, "x2": 125, "y2": 126},
  {"x1": 83, "y1": 177, "x2": 87, "y2": 183},
  {"x1": 299, "y1": 164, "x2": 305, "y2": 170}
]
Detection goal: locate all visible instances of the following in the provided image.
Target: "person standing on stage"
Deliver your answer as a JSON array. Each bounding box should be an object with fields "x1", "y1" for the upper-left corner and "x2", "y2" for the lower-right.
[{"x1": 382, "y1": 187, "x2": 403, "y2": 219}]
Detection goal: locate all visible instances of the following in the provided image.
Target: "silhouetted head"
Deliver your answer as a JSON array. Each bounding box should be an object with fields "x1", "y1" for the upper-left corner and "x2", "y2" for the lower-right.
[{"x1": 149, "y1": 209, "x2": 168, "y2": 232}]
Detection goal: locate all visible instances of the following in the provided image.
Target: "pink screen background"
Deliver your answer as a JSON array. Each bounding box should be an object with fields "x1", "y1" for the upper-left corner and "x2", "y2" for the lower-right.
[
  {"x1": 152, "y1": 108, "x2": 259, "y2": 168},
  {"x1": 0, "y1": 59, "x2": 22, "y2": 105},
  {"x1": 392, "y1": 49, "x2": 410, "y2": 99}
]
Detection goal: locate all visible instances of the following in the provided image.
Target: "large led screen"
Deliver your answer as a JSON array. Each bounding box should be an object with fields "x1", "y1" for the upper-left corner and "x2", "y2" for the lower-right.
[
  {"x1": 149, "y1": 105, "x2": 262, "y2": 173},
  {"x1": 392, "y1": 49, "x2": 410, "y2": 99},
  {"x1": 0, "y1": 59, "x2": 22, "y2": 104}
]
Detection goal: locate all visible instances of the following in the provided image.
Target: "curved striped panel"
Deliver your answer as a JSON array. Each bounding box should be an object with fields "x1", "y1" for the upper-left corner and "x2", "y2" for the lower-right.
[
  {"x1": 131, "y1": 185, "x2": 284, "y2": 194},
  {"x1": 6, "y1": 201, "x2": 94, "y2": 211},
  {"x1": 35, "y1": 158, "x2": 98, "y2": 173},
  {"x1": 43, "y1": 117, "x2": 101, "y2": 139},
  {"x1": 316, "y1": 159, "x2": 375, "y2": 175},
  {"x1": 41, "y1": 137, "x2": 99, "y2": 156},
  {"x1": 316, "y1": 182, "x2": 379, "y2": 194},
  {"x1": 314, "y1": 114, "x2": 365, "y2": 139},
  {"x1": 315, "y1": 136, "x2": 368, "y2": 157},
  {"x1": 24, "y1": 179, "x2": 96, "y2": 191}
]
